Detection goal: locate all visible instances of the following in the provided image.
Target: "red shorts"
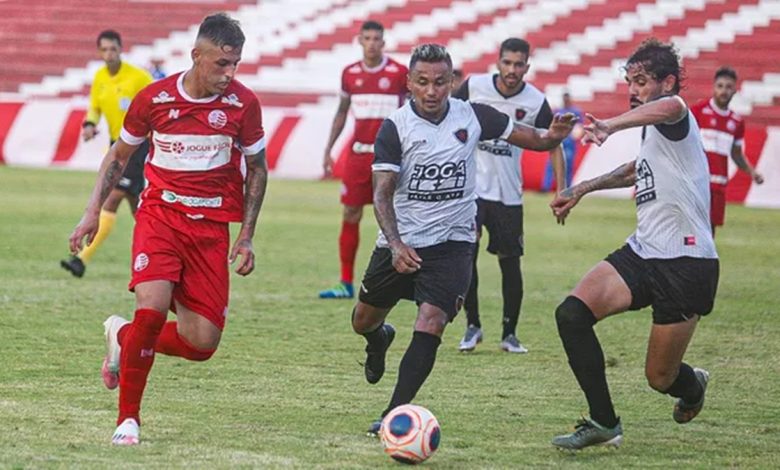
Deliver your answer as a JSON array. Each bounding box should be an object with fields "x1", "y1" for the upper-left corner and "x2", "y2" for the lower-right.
[
  {"x1": 710, "y1": 187, "x2": 726, "y2": 227},
  {"x1": 129, "y1": 204, "x2": 230, "y2": 330},
  {"x1": 340, "y1": 151, "x2": 374, "y2": 206}
]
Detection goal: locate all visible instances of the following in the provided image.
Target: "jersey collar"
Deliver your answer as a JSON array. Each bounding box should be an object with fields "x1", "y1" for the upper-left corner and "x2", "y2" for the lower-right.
[
  {"x1": 410, "y1": 99, "x2": 450, "y2": 125},
  {"x1": 361, "y1": 56, "x2": 388, "y2": 73},
  {"x1": 708, "y1": 98, "x2": 731, "y2": 117},
  {"x1": 177, "y1": 71, "x2": 220, "y2": 104},
  {"x1": 492, "y1": 74, "x2": 526, "y2": 99}
]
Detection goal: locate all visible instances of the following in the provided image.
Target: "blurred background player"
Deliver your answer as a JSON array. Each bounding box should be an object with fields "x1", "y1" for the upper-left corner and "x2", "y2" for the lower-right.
[
  {"x1": 690, "y1": 66, "x2": 764, "y2": 235},
  {"x1": 452, "y1": 38, "x2": 567, "y2": 354},
  {"x1": 68, "y1": 14, "x2": 268, "y2": 445},
  {"x1": 353, "y1": 43, "x2": 575, "y2": 435},
  {"x1": 60, "y1": 30, "x2": 153, "y2": 278},
  {"x1": 542, "y1": 91, "x2": 583, "y2": 191},
  {"x1": 550, "y1": 39, "x2": 718, "y2": 450},
  {"x1": 451, "y1": 68, "x2": 464, "y2": 91},
  {"x1": 319, "y1": 21, "x2": 408, "y2": 299}
]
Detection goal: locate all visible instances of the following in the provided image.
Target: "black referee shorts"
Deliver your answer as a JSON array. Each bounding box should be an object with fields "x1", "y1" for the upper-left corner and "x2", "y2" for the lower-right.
[
  {"x1": 605, "y1": 244, "x2": 719, "y2": 325},
  {"x1": 358, "y1": 241, "x2": 476, "y2": 320},
  {"x1": 115, "y1": 139, "x2": 149, "y2": 197},
  {"x1": 476, "y1": 199, "x2": 524, "y2": 257}
]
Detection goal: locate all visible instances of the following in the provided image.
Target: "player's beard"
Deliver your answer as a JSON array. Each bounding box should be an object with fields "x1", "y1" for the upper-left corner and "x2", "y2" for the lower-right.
[{"x1": 630, "y1": 97, "x2": 643, "y2": 109}]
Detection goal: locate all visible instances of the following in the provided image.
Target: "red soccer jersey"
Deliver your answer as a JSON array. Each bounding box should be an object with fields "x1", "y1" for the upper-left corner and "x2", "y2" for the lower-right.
[
  {"x1": 690, "y1": 98, "x2": 745, "y2": 190},
  {"x1": 341, "y1": 56, "x2": 407, "y2": 151},
  {"x1": 121, "y1": 72, "x2": 265, "y2": 223}
]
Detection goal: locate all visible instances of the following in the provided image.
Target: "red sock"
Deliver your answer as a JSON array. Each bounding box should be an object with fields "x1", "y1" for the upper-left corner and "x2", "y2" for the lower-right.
[
  {"x1": 155, "y1": 322, "x2": 215, "y2": 361},
  {"x1": 339, "y1": 220, "x2": 359, "y2": 284},
  {"x1": 117, "y1": 308, "x2": 165, "y2": 425}
]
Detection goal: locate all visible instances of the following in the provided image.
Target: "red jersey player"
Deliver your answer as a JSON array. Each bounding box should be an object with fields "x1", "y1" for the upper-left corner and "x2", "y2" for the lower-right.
[
  {"x1": 691, "y1": 66, "x2": 764, "y2": 235},
  {"x1": 319, "y1": 20, "x2": 408, "y2": 299},
  {"x1": 68, "y1": 14, "x2": 268, "y2": 445}
]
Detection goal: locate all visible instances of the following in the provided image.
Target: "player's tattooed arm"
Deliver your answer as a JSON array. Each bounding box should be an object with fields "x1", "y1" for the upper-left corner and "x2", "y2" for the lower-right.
[
  {"x1": 550, "y1": 161, "x2": 636, "y2": 225},
  {"x1": 373, "y1": 171, "x2": 422, "y2": 273},
  {"x1": 232, "y1": 149, "x2": 269, "y2": 276},
  {"x1": 69, "y1": 140, "x2": 137, "y2": 254}
]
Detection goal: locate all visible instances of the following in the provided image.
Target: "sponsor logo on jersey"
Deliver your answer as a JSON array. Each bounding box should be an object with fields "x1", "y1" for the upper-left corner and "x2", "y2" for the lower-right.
[
  {"x1": 208, "y1": 110, "x2": 228, "y2": 129},
  {"x1": 478, "y1": 140, "x2": 512, "y2": 156},
  {"x1": 454, "y1": 129, "x2": 468, "y2": 144},
  {"x1": 378, "y1": 77, "x2": 391, "y2": 90},
  {"x1": 635, "y1": 159, "x2": 657, "y2": 205},
  {"x1": 221, "y1": 93, "x2": 244, "y2": 108},
  {"x1": 161, "y1": 189, "x2": 223, "y2": 208},
  {"x1": 684, "y1": 235, "x2": 697, "y2": 246},
  {"x1": 134, "y1": 253, "x2": 149, "y2": 272},
  {"x1": 408, "y1": 160, "x2": 467, "y2": 201},
  {"x1": 515, "y1": 108, "x2": 527, "y2": 120},
  {"x1": 152, "y1": 91, "x2": 175, "y2": 104},
  {"x1": 168, "y1": 109, "x2": 180, "y2": 120}
]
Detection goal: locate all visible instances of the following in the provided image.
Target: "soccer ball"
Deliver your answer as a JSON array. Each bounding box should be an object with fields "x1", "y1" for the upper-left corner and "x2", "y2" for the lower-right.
[{"x1": 380, "y1": 404, "x2": 441, "y2": 464}]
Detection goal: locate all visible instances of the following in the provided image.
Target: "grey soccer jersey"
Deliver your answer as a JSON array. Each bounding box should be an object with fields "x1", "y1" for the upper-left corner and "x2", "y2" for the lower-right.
[
  {"x1": 627, "y1": 97, "x2": 718, "y2": 259},
  {"x1": 372, "y1": 98, "x2": 513, "y2": 248},
  {"x1": 453, "y1": 74, "x2": 553, "y2": 205}
]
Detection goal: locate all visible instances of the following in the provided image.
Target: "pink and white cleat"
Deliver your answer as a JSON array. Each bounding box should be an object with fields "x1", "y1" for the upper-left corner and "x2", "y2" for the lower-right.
[
  {"x1": 102, "y1": 315, "x2": 129, "y2": 390},
  {"x1": 112, "y1": 418, "x2": 140, "y2": 446}
]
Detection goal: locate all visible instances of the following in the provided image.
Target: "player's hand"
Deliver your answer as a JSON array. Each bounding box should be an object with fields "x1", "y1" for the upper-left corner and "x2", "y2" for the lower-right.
[
  {"x1": 753, "y1": 172, "x2": 765, "y2": 184},
  {"x1": 229, "y1": 238, "x2": 255, "y2": 276},
  {"x1": 389, "y1": 241, "x2": 422, "y2": 274},
  {"x1": 548, "y1": 113, "x2": 577, "y2": 141},
  {"x1": 549, "y1": 187, "x2": 582, "y2": 225},
  {"x1": 69, "y1": 211, "x2": 100, "y2": 254},
  {"x1": 323, "y1": 150, "x2": 335, "y2": 177},
  {"x1": 582, "y1": 113, "x2": 610, "y2": 146},
  {"x1": 82, "y1": 124, "x2": 97, "y2": 142}
]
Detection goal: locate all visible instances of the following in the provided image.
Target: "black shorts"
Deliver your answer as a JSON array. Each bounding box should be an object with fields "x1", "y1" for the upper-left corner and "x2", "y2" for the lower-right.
[
  {"x1": 476, "y1": 199, "x2": 523, "y2": 257},
  {"x1": 115, "y1": 139, "x2": 149, "y2": 197},
  {"x1": 605, "y1": 244, "x2": 720, "y2": 325},
  {"x1": 358, "y1": 241, "x2": 476, "y2": 320}
]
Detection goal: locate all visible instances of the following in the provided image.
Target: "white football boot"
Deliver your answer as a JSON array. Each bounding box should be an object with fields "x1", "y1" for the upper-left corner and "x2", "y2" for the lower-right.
[
  {"x1": 500, "y1": 334, "x2": 528, "y2": 354},
  {"x1": 102, "y1": 315, "x2": 129, "y2": 390},
  {"x1": 112, "y1": 418, "x2": 140, "y2": 446}
]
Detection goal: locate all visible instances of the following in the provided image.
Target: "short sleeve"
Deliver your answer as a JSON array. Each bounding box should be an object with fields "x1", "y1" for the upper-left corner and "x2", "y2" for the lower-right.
[
  {"x1": 119, "y1": 93, "x2": 150, "y2": 146},
  {"x1": 340, "y1": 68, "x2": 350, "y2": 97},
  {"x1": 238, "y1": 95, "x2": 266, "y2": 155},
  {"x1": 471, "y1": 103, "x2": 512, "y2": 141},
  {"x1": 372, "y1": 119, "x2": 402, "y2": 172},
  {"x1": 534, "y1": 99, "x2": 553, "y2": 128},
  {"x1": 451, "y1": 78, "x2": 469, "y2": 101},
  {"x1": 734, "y1": 118, "x2": 745, "y2": 147}
]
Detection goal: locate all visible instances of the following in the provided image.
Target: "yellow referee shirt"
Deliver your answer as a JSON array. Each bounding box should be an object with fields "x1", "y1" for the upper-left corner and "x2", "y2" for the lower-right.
[{"x1": 86, "y1": 61, "x2": 153, "y2": 141}]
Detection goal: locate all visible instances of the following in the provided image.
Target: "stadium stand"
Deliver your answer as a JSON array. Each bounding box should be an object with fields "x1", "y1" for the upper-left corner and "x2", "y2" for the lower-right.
[{"x1": 0, "y1": 0, "x2": 777, "y2": 206}]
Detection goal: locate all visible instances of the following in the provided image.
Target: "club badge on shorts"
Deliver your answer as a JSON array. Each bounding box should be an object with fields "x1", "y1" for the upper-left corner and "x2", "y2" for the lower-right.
[{"x1": 134, "y1": 253, "x2": 149, "y2": 272}]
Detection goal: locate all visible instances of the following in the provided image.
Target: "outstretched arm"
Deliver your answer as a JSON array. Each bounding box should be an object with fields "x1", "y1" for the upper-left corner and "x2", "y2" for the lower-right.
[
  {"x1": 323, "y1": 95, "x2": 351, "y2": 176},
  {"x1": 231, "y1": 149, "x2": 269, "y2": 276},
  {"x1": 549, "y1": 144, "x2": 567, "y2": 192},
  {"x1": 69, "y1": 140, "x2": 139, "y2": 253},
  {"x1": 584, "y1": 96, "x2": 687, "y2": 146},
  {"x1": 550, "y1": 161, "x2": 636, "y2": 224},
  {"x1": 730, "y1": 144, "x2": 764, "y2": 184},
  {"x1": 503, "y1": 113, "x2": 577, "y2": 151},
  {"x1": 373, "y1": 171, "x2": 421, "y2": 273}
]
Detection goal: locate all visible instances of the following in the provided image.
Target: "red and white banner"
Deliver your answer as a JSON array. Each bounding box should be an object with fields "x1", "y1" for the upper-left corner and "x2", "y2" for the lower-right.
[{"x1": 1, "y1": 99, "x2": 777, "y2": 208}]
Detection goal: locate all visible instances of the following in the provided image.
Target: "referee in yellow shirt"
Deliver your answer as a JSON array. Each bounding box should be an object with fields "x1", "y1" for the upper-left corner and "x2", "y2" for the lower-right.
[{"x1": 61, "y1": 30, "x2": 153, "y2": 278}]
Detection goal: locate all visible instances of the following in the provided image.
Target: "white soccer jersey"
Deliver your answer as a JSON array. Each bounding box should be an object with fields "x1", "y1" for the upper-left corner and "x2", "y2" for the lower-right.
[
  {"x1": 628, "y1": 97, "x2": 718, "y2": 259},
  {"x1": 453, "y1": 74, "x2": 553, "y2": 205},
  {"x1": 372, "y1": 98, "x2": 513, "y2": 248}
]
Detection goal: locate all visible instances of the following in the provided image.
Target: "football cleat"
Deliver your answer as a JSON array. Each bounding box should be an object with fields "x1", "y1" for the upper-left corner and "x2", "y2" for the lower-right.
[
  {"x1": 112, "y1": 418, "x2": 140, "y2": 446},
  {"x1": 673, "y1": 368, "x2": 710, "y2": 424},
  {"x1": 500, "y1": 334, "x2": 528, "y2": 354},
  {"x1": 458, "y1": 325, "x2": 483, "y2": 352},
  {"x1": 318, "y1": 281, "x2": 354, "y2": 299},
  {"x1": 102, "y1": 315, "x2": 129, "y2": 390},
  {"x1": 367, "y1": 418, "x2": 382, "y2": 437},
  {"x1": 60, "y1": 255, "x2": 86, "y2": 278},
  {"x1": 364, "y1": 324, "x2": 395, "y2": 384},
  {"x1": 552, "y1": 417, "x2": 623, "y2": 450}
]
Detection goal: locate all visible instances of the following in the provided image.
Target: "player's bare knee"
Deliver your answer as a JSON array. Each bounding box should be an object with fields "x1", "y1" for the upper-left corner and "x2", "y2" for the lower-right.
[
  {"x1": 343, "y1": 205, "x2": 363, "y2": 224},
  {"x1": 352, "y1": 304, "x2": 381, "y2": 334},
  {"x1": 645, "y1": 365, "x2": 677, "y2": 392},
  {"x1": 414, "y1": 307, "x2": 447, "y2": 336}
]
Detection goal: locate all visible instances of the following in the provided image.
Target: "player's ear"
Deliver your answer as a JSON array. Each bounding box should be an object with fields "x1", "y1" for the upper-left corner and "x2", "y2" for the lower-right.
[
  {"x1": 191, "y1": 47, "x2": 200, "y2": 64},
  {"x1": 662, "y1": 74, "x2": 676, "y2": 94}
]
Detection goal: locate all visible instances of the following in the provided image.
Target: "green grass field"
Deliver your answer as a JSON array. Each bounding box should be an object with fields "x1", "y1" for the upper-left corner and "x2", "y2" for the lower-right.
[{"x1": 1, "y1": 166, "x2": 779, "y2": 468}]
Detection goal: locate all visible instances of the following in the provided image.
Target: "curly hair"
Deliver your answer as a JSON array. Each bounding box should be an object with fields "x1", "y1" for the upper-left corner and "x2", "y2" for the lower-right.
[{"x1": 625, "y1": 38, "x2": 684, "y2": 93}]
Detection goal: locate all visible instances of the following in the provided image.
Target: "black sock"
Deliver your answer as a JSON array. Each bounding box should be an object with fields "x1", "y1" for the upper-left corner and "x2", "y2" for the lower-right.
[
  {"x1": 361, "y1": 322, "x2": 386, "y2": 350},
  {"x1": 464, "y1": 246, "x2": 481, "y2": 328},
  {"x1": 499, "y1": 256, "x2": 522, "y2": 339},
  {"x1": 556, "y1": 296, "x2": 619, "y2": 428},
  {"x1": 663, "y1": 362, "x2": 703, "y2": 403},
  {"x1": 383, "y1": 331, "x2": 442, "y2": 416}
]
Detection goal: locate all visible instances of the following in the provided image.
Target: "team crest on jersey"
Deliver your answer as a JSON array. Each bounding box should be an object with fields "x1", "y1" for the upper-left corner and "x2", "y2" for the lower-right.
[
  {"x1": 221, "y1": 93, "x2": 244, "y2": 108},
  {"x1": 379, "y1": 77, "x2": 391, "y2": 90},
  {"x1": 515, "y1": 108, "x2": 527, "y2": 120},
  {"x1": 454, "y1": 129, "x2": 468, "y2": 143},
  {"x1": 152, "y1": 91, "x2": 175, "y2": 104},
  {"x1": 208, "y1": 110, "x2": 228, "y2": 129},
  {"x1": 727, "y1": 120, "x2": 736, "y2": 131}
]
